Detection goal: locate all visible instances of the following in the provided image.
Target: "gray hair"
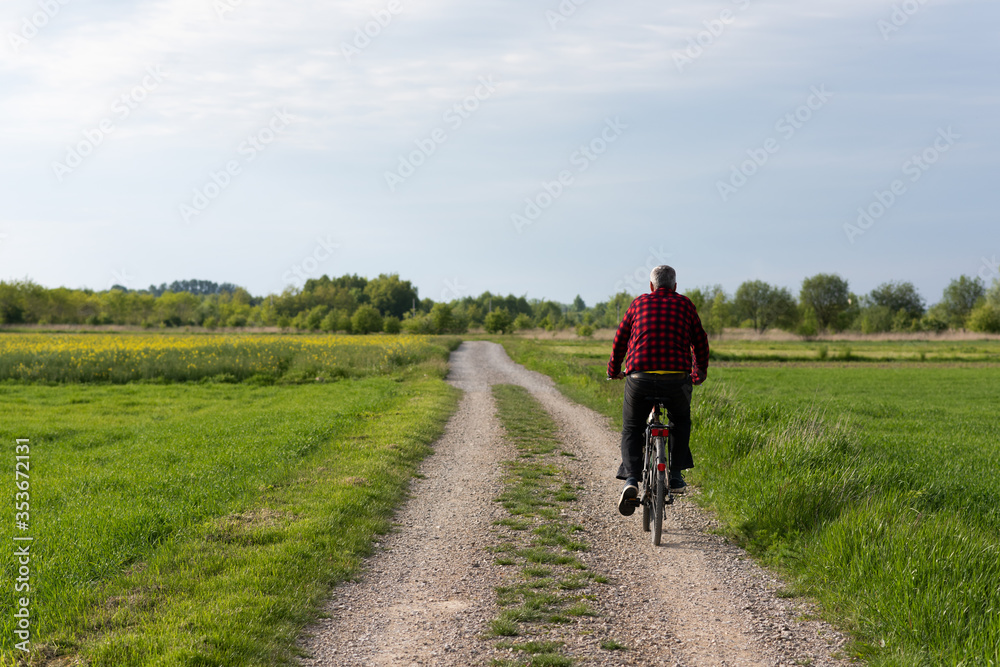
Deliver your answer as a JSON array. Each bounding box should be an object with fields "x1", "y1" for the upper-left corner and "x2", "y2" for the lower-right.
[{"x1": 650, "y1": 265, "x2": 676, "y2": 290}]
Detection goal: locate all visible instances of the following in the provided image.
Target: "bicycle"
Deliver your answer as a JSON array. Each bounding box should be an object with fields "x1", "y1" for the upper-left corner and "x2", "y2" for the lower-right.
[
  {"x1": 629, "y1": 401, "x2": 674, "y2": 545},
  {"x1": 610, "y1": 364, "x2": 701, "y2": 546}
]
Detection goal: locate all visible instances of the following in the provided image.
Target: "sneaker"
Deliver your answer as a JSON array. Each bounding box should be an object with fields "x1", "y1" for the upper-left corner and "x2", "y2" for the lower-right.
[
  {"x1": 669, "y1": 470, "x2": 687, "y2": 494},
  {"x1": 617, "y1": 480, "x2": 638, "y2": 516}
]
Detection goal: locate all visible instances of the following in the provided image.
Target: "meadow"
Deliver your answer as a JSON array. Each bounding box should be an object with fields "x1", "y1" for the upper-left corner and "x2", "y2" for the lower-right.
[
  {"x1": 0, "y1": 333, "x2": 459, "y2": 665},
  {"x1": 0, "y1": 333, "x2": 444, "y2": 384},
  {"x1": 502, "y1": 338, "x2": 1000, "y2": 666}
]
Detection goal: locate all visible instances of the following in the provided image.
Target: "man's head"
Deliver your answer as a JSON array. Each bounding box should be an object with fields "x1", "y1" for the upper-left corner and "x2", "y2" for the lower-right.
[{"x1": 649, "y1": 265, "x2": 677, "y2": 292}]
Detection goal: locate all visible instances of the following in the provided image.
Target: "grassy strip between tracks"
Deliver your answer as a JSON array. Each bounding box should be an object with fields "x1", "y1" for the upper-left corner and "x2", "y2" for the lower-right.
[
  {"x1": 487, "y1": 384, "x2": 623, "y2": 667},
  {"x1": 0, "y1": 360, "x2": 459, "y2": 665},
  {"x1": 501, "y1": 339, "x2": 1000, "y2": 667}
]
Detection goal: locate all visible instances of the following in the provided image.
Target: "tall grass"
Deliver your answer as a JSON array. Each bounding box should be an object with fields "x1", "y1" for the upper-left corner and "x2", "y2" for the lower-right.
[{"x1": 502, "y1": 339, "x2": 1000, "y2": 666}]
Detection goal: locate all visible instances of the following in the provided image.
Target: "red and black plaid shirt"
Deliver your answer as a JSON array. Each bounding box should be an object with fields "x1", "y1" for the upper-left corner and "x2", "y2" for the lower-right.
[{"x1": 607, "y1": 288, "x2": 710, "y2": 378}]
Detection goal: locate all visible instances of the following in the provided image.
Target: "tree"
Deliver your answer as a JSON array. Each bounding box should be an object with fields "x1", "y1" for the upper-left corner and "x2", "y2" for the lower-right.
[
  {"x1": 606, "y1": 291, "x2": 633, "y2": 327},
  {"x1": 305, "y1": 305, "x2": 329, "y2": 331},
  {"x1": 320, "y1": 310, "x2": 339, "y2": 332},
  {"x1": 364, "y1": 274, "x2": 418, "y2": 319},
  {"x1": 733, "y1": 280, "x2": 797, "y2": 333},
  {"x1": 867, "y1": 281, "x2": 925, "y2": 319},
  {"x1": 429, "y1": 302, "x2": 468, "y2": 334},
  {"x1": 800, "y1": 274, "x2": 850, "y2": 331},
  {"x1": 704, "y1": 290, "x2": 732, "y2": 337},
  {"x1": 939, "y1": 275, "x2": 986, "y2": 329},
  {"x1": 964, "y1": 278, "x2": 1000, "y2": 333},
  {"x1": 351, "y1": 305, "x2": 383, "y2": 334},
  {"x1": 572, "y1": 295, "x2": 586, "y2": 312},
  {"x1": 484, "y1": 309, "x2": 512, "y2": 334}
]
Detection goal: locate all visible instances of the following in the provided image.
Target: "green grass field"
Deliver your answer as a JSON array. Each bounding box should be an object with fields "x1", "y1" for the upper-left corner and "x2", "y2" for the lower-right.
[
  {"x1": 531, "y1": 337, "x2": 1000, "y2": 363},
  {"x1": 501, "y1": 338, "x2": 1000, "y2": 666},
  {"x1": 0, "y1": 334, "x2": 459, "y2": 665}
]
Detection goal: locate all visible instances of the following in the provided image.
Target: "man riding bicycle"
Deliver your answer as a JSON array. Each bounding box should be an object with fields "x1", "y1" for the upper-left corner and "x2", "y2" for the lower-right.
[{"x1": 607, "y1": 265, "x2": 710, "y2": 516}]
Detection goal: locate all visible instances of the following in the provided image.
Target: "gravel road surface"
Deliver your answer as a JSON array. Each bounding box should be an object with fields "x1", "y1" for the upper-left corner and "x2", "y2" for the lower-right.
[{"x1": 299, "y1": 341, "x2": 852, "y2": 666}]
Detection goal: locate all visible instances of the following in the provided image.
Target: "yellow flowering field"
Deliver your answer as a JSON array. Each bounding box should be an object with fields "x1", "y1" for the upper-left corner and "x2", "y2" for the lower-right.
[{"x1": 0, "y1": 333, "x2": 453, "y2": 383}]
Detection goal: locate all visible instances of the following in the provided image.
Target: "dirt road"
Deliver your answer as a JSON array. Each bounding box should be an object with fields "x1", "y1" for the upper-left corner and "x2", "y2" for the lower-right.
[{"x1": 299, "y1": 341, "x2": 850, "y2": 666}]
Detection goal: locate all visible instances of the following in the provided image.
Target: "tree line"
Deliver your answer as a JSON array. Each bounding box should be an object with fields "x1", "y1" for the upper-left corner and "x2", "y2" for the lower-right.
[
  {"x1": 1, "y1": 272, "x2": 998, "y2": 335},
  {"x1": 688, "y1": 273, "x2": 1000, "y2": 336}
]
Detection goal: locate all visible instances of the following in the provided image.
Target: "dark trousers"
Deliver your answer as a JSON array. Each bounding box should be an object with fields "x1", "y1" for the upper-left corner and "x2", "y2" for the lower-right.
[{"x1": 617, "y1": 373, "x2": 694, "y2": 481}]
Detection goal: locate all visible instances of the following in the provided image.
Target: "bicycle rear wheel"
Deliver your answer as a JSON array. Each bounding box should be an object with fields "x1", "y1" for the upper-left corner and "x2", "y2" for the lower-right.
[{"x1": 652, "y1": 473, "x2": 665, "y2": 545}]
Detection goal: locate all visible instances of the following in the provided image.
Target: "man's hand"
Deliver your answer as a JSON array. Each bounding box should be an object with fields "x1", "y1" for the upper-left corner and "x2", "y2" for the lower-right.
[
  {"x1": 608, "y1": 371, "x2": 625, "y2": 380},
  {"x1": 691, "y1": 362, "x2": 706, "y2": 385}
]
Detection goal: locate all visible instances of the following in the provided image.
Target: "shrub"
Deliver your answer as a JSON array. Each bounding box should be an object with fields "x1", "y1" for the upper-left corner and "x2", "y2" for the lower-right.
[
  {"x1": 430, "y1": 303, "x2": 454, "y2": 333},
  {"x1": 796, "y1": 308, "x2": 818, "y2": 338},
  {"x1": 320, "y1": 311, "x2": 339, "y2": 333},
  {"x1": 484, "y1": 309, "x2": 512, "y2": 334},
  {"x1": 967, "y1": 304, "x2": 1000, "y2": 333},
  {"x1": 351, "y1": 305, "x2": 383, "y2": 334},
  {"x1": 575, "y1": 324, "x2": 594, "y2": 338},
  {"x1": 921, "y1": 309, "x2": 949, "y2": 333},
  {"x1": 383, "y1": 316, "x2": 401, "y2": 334},
  {"x1": 513, "y1": 313, "x2": 533, "y2": 331},
  {"x1": 401, "y1": 314, "x2": 434, "y2": 334}
]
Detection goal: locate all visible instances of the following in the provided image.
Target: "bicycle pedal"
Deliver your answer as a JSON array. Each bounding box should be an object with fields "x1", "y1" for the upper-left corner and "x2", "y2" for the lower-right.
[
  {"x1": 627, "y1": 498, "x2": 641, "y2": 507},
  {"x1": 665, "y1": 496, "x2": 674, "y2": 505}
]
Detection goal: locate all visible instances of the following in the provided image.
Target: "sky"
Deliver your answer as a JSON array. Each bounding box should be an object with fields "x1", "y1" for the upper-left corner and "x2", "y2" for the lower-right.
[{"x1": 1, "y1": 0, "x2": 997, "y2": 307}]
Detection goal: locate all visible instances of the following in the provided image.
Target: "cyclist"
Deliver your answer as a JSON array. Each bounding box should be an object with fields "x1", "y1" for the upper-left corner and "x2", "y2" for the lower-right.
[{"x1": 607, "y1": 265, "x2": 710, "y2": 516}]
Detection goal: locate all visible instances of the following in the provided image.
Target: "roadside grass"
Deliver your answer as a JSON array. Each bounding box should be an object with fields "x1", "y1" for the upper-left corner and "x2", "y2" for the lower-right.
[
  {"x1": 0, "y1": 333, "x2": 458, "y2": 384},
  {"x1": 488, "y1": 384, "x2": 610, "y2": 667},
  {"x1": 501, "y1": 339, "x2": 1000, "y2": 666},
  {"x1": 0, "y1": 362, "x2": 458, "y2": 664}
]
